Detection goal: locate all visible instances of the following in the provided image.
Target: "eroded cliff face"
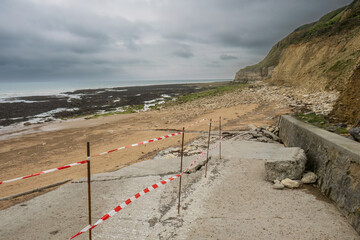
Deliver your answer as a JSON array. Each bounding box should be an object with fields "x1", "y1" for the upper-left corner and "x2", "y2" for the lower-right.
[
  {"x1": 330, "y1": 58, "x2": 360, "y2": 124},
  {"x1": 270, "y1": 30, "x2": 360, "y2": 91},
  {"x1": 234, "y1": 66, "x2": 274, "y2": 83},
  {"x1": 234, "y1": 0, "x2": 360, "y2": 122}
]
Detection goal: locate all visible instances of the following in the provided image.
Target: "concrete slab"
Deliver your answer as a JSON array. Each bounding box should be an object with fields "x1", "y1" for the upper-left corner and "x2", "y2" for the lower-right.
[{"x1": 0, "y1": 139, "x2": 358, "y2": 240}]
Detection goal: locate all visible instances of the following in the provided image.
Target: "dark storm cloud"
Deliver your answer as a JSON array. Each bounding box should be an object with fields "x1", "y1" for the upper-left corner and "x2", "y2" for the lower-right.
[{"x1": 0, "y1": 0, "x2": 353, "y2": 81}]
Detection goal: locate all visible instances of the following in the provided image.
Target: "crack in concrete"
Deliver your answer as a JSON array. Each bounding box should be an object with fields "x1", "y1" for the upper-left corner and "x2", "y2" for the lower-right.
[{"x1": 71, "y1": 171, "x2": 180, "y2": 183}]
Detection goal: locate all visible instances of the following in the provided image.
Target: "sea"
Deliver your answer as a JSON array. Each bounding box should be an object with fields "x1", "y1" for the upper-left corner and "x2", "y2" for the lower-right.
[{"x1": 0, "y1": 79, "x2": 230, "y2": 98}]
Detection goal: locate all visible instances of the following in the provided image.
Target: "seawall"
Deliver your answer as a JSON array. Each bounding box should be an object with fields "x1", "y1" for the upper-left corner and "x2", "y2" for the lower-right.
[{"x1": 279, "y1": 115, "x2": 360, "y2": 234}]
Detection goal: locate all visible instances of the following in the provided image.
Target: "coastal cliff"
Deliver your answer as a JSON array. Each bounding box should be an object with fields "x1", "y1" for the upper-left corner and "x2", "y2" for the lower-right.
[{"x1": 234, "y1": 0, "x2": 360, "y2": 123}]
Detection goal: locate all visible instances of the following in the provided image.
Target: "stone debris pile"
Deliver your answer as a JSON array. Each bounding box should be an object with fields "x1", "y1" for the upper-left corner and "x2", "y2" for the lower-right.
[
  {"x1": 158, "y1": 127, "x2": 284, "y2": 159},
  {"x1": 164, "y1": 83, "x2": 338, "y2": 124}
]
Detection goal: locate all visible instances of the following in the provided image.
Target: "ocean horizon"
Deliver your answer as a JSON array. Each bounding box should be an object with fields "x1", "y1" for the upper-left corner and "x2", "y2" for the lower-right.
[{"x1": 0, "y1": 79, "x2": 231, "y2": 99}]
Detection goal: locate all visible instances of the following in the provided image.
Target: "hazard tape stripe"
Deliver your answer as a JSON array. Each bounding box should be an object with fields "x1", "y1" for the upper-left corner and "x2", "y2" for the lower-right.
[
  {"x1": 0, "y1": 160, "x2": 88, "y2": 185},
  {"x1": 0, "y1": 133, "x2": 181, "y2": 185},
  {"x1": 94, "y1": 132, "x2": 182, "y2": 156},
  {"x1": 70, "y1": 138, "x2": 222, "y2": 239},
  {"x1": 69, "y1": 175, "x2": 180, "y2": 239}
]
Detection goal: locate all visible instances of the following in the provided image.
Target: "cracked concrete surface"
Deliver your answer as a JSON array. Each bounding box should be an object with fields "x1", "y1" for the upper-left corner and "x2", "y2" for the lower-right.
[{"x1": 0, "y1": 139, "x2": 359, "y2": 239}]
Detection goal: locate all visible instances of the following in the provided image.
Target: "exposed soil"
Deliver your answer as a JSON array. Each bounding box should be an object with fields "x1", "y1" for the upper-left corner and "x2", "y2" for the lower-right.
[{"x1": 330, "y1": 61, "x2": 360, "y2": 125}]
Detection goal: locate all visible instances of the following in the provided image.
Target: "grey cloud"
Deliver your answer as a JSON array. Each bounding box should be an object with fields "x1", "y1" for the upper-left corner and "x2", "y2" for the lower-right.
[
  {"x1": 171, "y1": 44, "x2": 194, "y2": 58},
  {"x1": 206, "y1": 61, "x2": 223, "y2": 68},
  {"x1": 220, "y1": 54, "x2": 238, "y2": 60},
  {"x1": 172, "y1": 50, "x2": 194, "y2": 58},
  {"x1": 0, "y1": 0, "x2": 353, "y2": 82}
]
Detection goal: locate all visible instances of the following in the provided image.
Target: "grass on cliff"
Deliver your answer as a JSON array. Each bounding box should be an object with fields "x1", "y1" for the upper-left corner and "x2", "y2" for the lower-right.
[
  {"x1": 173, "y1": 83, "x2": 247, "y2": 104},
  {"x1": 295, "y1": 113, "x2": 349, "y2": 134}
]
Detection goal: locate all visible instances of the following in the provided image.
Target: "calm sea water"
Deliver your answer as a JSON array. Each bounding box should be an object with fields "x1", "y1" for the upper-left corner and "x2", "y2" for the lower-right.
[{"x1": 0, "y1": 79, "x2": 231, "y2": 98}]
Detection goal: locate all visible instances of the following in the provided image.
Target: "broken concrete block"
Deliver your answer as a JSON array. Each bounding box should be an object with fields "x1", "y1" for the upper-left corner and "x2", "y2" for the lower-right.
[{"x1": 265, "y1": 147, "x2": 307, "y2": 181}]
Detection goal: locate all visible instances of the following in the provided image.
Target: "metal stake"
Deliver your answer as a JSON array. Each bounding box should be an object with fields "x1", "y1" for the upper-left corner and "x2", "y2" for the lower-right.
[
  {"x1": 219, "y1": 116, "x2": 222, "y2": 160},
  {"x1": 87, "y1": 142, "x2": 92, "y2": 240},
  {"x1": 205, "y1": 119, "x2": 212, "y2": 178},
  {"x1": 178, "y1": 127, "x2": 185, "y2": 214}
]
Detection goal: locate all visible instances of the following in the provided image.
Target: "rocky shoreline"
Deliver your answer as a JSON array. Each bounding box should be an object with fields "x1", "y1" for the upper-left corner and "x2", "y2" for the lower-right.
[{"x1": 0, "y1": 82, "x2": 228, "y2": 128}]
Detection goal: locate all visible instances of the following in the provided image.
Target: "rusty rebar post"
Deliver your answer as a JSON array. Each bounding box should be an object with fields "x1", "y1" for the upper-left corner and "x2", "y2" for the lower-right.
[
  {"x1": 219, "y1": 116, "x2": 222, "y2": 160},
  {"x1": 87, "y1": 142, "x2": 92, "y2": 240},
  {"x1": 178, "y1": 127, "x2": 185, "y2": 214},
  {"x1": 205, "y1": 119, "x2": 212, "y2": 178}
]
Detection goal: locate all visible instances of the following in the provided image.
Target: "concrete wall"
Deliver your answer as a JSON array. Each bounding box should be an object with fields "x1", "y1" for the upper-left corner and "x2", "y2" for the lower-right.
[{"x1": 279, "y1": 115, "x2": 360, "y2": 234}]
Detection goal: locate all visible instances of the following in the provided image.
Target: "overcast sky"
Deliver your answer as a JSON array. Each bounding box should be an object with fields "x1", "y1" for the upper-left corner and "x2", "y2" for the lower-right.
[{"x1": 0, "y1": 0, "x2": 352, "y2": 82}]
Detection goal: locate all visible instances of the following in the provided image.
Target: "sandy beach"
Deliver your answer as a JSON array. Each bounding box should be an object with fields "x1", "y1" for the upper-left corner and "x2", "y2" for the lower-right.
[{"x1": 0, "y1": 82, "x2": 298, "y2": 209}]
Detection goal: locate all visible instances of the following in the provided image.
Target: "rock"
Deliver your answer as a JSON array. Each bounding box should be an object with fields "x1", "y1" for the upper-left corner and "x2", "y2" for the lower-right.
[
  {"x1": 263, "y1": 130, "x2": 281, "y2": 142},
  {"x1": 172, "y1": 147, "x2": 181, "y2": 152},
  {"x1": 248, "y1": 130, "x2": 260, "y2": 137},
  {"x1": 254, "y1": 136, "x2": 272, "y2": 143},
  {"x1": 273, "y1": 182, "x2": 285, "y2": 190},
  {"x1": 248, "y1": 124, "x2": 257, "y2": 131},
  {"x1": 24, "y1": 122, "x2": 31, "y2": 126},
  {"x1": 334, "y1": 123, "x2": 347, "y2": 128},
  {"x1": 349, "y1": 128, "x2": 360, "y2": 142},
  {"x1": 265, "y1": 148, "x2": 307, "y2": 181},
  {"x1": 326, "y1": 126, "x2": 337, "y2": 132},
  {"x1": 301, "y1": 172, "x2": 317, "y2": 184},
  {"x1": 281, "y1": 178, "x2": 300, "y2": 189}
]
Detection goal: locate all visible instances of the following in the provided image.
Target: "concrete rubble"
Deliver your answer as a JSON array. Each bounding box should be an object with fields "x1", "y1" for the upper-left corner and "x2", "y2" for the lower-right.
[{"x1": 264, "y1": 148, "x2": 307, "y2": 181}]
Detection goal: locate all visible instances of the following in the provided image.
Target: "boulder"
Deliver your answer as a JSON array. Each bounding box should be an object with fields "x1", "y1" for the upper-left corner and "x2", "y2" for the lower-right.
[
  {"x1": 349, "y1": 128, "x2": 360, "y2": 142},
  {"x1": 301, "y1": 172, "x2": 317, "y2": 184},
  {"x1": 272, "y1": 182, "x2": 285, "y2": 190},
  {"x1": 265, "y1": 147, "x2": 307, "y2": 181},
  {"x1": 281, "y1": 178, "x2": 300, "y2": 188}
]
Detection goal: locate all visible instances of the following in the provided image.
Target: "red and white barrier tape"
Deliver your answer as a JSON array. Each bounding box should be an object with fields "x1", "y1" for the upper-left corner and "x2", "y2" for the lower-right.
[
  {"x1": 94, "y1": 132, "x2": 182, "y2": 157},
  {"x1": 70, "y1": 139, "x2": 222, "y2": 239},
  {"x1": 0, "y1": 118, "x2": 209, "y2": 185},
  {"x1": 0, "y1": 132, "x2": 181, "y2": 185},
  {"x1": 0, "y1": 160, "x2": 88, "y2": 185}
]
